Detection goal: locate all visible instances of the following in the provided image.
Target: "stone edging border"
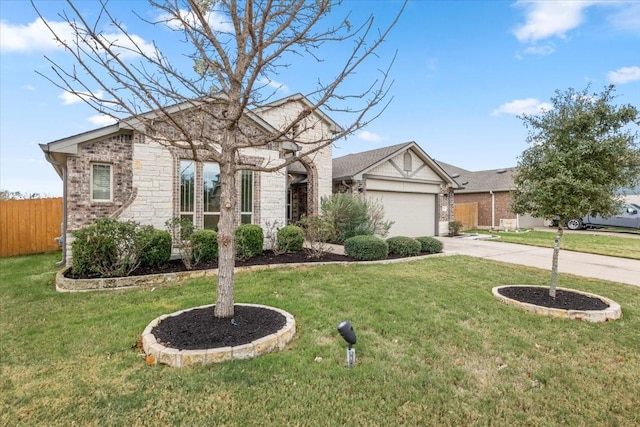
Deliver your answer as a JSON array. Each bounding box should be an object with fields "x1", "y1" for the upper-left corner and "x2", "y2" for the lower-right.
[
  {"x1": 142, "y1": 303, "x2": 296, "y2": 367},
  {"x1": 55, "y1": 253, "x2": 447, "y2": 292},
  {"x1": 492, "y1": 285, "x2": 622, "y2": 322}
]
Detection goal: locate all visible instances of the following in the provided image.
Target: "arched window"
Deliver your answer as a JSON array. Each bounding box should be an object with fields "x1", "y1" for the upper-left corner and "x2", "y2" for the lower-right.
[{"x1": 403, "y1": 151, "x2": 412, "y2": 172}]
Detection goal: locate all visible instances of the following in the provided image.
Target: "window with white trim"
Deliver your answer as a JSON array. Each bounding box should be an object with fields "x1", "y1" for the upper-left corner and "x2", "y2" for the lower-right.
[
  {"x1": 91, "y1": 163, "x2": 112, "y2": 202},
  {"x1": 180, "y1": 160, "x2": 195, "y2": 224},
  {"x1": 179, "y1": 160, "x2": 253, "y2": 230}
]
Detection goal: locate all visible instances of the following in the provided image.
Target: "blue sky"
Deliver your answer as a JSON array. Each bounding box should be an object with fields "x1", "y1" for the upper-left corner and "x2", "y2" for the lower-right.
[{"x1": 1, "y1": 0, "x2": 639, "y2": 197}]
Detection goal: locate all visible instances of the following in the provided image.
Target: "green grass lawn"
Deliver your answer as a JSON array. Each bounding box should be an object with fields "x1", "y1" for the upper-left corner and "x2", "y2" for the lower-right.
[
  {"x1": 2, "y1": 252, "x2": 639, "y2": 426},
  {"x1": 470, "y1": 229, "x2": 640, "y2": 260}
]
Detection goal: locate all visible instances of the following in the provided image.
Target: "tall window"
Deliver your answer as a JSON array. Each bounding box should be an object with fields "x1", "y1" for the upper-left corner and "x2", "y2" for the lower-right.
[
  {"x1": 91, "y1": 163, "x2": 112, "y2": 202},
  {"x1": 203, "y1": 162, "x2": 221, "y2": 230},
  {"x1": 180, "y1": 160, "x2": 195, "y2": 224},
  {"x1": 179, "y1": 160, "x2": 253, "y2": 230},
  {"x1": 240, "y1": 170, "x2": 253, "y2": 224}
]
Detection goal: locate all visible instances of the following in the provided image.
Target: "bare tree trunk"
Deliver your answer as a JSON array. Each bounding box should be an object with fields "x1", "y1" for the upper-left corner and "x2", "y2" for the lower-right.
[
  {"x1": 214, "y1": 148, "x2": 237, "y2": 319},
  {"x1": 549, "y1": 224, "x2": 563, "y2": 298}
]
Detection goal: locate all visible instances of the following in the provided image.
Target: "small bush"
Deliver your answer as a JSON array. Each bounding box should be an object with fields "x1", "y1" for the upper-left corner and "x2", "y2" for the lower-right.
[
  {"x1": 344, "y1": 235, "x2": 389, "y2": 261},
  {"x1": 191, "y1": 229, "x2": 218, "y2": 263},
  {"x1": 416, "y1": 236, "x2": 443, "y2": 254},
  {"x1": 139, "y1": 228, "x2": 172, "y2": 268},
  {"x1": 448, "y1": 221, "x2": 463, "y2": 236},
  {"x1": 298, "y1": 215, "x2": 336, "y2": 258},
  {"x1": 71, "y1": 217, "x2": 150, "y2": 277},
  {"x1": 386, "y1": 236, "x2": 421, "y2": 257},
  {"x1": 277, "y1": 225, "x2": 305, "y2": 253},
  {"x1": 165, "y1": 217, "x2": 196, "y2": 269},
  {"x1": 235, "y1": 224, "x2": 264, "y2": 260},
  {"x1": 320, "y1": 193, "x2": 394, "y2": 244}
]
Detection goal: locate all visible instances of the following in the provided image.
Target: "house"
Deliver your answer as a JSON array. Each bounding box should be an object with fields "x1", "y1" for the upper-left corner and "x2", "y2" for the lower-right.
[
  {"x1": 41, "y1": 94, "x2": 340, "y2": 265},
  {"x1": 436, "y1": 161, "x2": 545, "y2": 230},
  {"x1": 331, "y1": 142, "x2": 458, "y2": 237}
]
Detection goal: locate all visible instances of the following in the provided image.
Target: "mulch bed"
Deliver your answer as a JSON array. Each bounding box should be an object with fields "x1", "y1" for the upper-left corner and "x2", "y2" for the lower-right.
[
  {"x1": 151, "y1": 305, "x2": 286, "y2": 350},
  {"x1": 497, "y1": 286, "x2": 609, "y2": 311},
  {"x1": 66, "y1": 250, "x2": 418, "y2": 279}
]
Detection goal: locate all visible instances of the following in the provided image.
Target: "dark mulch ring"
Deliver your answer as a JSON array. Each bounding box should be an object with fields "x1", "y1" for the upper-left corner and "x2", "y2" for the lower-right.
[
  {"x1": 498, "y1": 286, "x2": 609, "y2": 311},
  {"x1": 151, "y1": 305, "x2": 286, "y2": 350},
  {"x1": 66, "y1": 250, "x2": 427, "y2": 279}
]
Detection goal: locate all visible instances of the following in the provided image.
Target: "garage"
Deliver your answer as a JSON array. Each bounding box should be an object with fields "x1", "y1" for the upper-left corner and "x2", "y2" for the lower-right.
[
  {"x1": 367, "y1": 190, "x2": 437, "y2": 237},
  {"x1": 332, "y1": 142, "x2": 459, "y2": 237}
]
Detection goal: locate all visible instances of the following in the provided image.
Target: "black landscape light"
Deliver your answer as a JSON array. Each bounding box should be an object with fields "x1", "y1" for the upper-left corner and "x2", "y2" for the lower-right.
[{"x1": 336, "y1": 320, "x2": 357, "y2": 368}]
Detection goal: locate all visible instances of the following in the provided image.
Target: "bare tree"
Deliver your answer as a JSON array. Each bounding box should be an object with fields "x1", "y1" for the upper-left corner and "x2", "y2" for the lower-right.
[{"x1": 33, "y1": 0, "x2": 404, "y2": 318}]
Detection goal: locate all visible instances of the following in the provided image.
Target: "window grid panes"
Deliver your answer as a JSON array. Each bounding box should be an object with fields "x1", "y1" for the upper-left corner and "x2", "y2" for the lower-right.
[
  {"x1": 241, "y1": 170, "x2": 253, "y2": 224},
  {"x1": 91, "y1": 163, "x2": 112, "y2": 201},
  {"x1": 203, "y1": 162, "x2": 221, "y2": 230},
  {"x1": 180, "y1": 161, "x2": 195, "y2": 223}
]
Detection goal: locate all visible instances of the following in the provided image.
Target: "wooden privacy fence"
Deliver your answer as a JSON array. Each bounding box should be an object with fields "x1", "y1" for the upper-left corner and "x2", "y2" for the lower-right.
[
  {"x1": 454, "y1": 202, "x2": 478, "y2": 230},
  {"x1": 0, "y1": 198, "x2": 63, "y2": 257}
]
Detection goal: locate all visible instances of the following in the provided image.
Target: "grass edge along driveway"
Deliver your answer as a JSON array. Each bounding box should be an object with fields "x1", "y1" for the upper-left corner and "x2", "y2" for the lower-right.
[
  {"x1": 1, "y1": 252, "x2": 639, "y2": 426},
  {"x1": 470, "y1": 229, "x2": 640, "y2": 260}
]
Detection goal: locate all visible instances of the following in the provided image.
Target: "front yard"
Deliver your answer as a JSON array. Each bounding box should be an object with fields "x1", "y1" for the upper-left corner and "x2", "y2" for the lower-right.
[{"x1": 2, "y1": 252, "x2": 639, "y2": 426}]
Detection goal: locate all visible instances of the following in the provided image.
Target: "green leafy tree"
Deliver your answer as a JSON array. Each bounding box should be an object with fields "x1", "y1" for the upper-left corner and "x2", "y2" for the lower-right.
[
  {"x1": 34, "y1": 0, "x2": 404, "y2": 318},
  {"x1": 511, "y1": 85, "x2": 640, "y2": 297}
]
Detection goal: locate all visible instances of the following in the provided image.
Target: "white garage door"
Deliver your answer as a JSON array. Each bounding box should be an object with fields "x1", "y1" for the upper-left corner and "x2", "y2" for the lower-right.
[{"x1": 367, "y1": 191, "x2": 436, "y2": 237}]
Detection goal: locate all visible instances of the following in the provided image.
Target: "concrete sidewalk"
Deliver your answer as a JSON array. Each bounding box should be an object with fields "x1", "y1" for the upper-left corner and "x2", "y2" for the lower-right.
[{"x1": 437, "y1": 236, "x2": 640, "y2": 287}]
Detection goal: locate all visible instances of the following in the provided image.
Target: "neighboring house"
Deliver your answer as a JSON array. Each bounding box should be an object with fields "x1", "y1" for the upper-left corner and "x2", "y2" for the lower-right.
[
  {"x1": 436, "y1": 161, "x2": 545, "y2": 230},
  {"x1": 332, "y1": 142, "x2": 458, "y2": 237},
  {"x1": 41, "y1": 94, "x2": 340, "y2": 266},
  {"x1": 619, "y1": 186, "x2": 640, "y2": 205}
]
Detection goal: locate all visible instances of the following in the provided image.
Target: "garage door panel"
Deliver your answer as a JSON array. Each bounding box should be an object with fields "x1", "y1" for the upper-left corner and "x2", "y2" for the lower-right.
[{"x1": 367, "y1": 191, "x2": 435, "y2": 237}]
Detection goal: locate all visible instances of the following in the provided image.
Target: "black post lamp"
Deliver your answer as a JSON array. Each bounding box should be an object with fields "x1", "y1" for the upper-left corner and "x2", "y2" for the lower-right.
[{"x1": 336, "y1": 320, "x2": 357, "y2": 368}]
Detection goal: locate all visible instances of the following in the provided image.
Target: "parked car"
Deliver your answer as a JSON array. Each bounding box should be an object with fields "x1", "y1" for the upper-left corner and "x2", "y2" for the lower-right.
[{"x1": 566, "y1": 203, "x2": 640, "y2": 230}]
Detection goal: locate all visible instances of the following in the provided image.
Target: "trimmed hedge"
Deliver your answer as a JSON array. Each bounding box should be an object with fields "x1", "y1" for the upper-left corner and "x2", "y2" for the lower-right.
[
  {"x1": 191, "y1": 229, "x2": 218, "y2": 263},
  {"x1": 139, "y1": 229, "x2": 172, "y2": 268},
  {"x1": 344, "y1": 235, "x2": 389, "y2": 261},
  {"x1": 235, "y1": 224, "x2": 264, "y2": 260},
  {"x1": 277, "y1": 225, "x2": 305, "y2": 253},
  {"x1": 416, "y1": 236, "x2": 443, "y2": 254},
  {"x1": 386, "y1": 236, "x2": 421, "y2": 257}
]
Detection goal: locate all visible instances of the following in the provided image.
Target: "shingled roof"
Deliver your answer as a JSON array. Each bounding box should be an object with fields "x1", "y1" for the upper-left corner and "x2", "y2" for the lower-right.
[
  {"x1": 436, "y1": 160, "x2": 517, "y2": 193},
  {"x1": 332, "y1": 142, "x2": 413, "y2": 180}
]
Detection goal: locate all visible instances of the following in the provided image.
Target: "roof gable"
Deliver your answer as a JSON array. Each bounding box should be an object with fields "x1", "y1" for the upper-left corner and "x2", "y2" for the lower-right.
[{"x1": 333, "y1": 142, "x2": 458, "y2": 187}]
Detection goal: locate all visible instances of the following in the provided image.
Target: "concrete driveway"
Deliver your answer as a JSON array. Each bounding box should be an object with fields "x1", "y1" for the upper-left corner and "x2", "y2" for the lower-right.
[{"x1": 437, "y1": 236, "x2": 640, "y2": 287}]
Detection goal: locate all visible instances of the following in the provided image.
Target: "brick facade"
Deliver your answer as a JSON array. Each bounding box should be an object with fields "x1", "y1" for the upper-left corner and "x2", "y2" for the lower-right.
[{"x1": 454, "y1": 191, "x2": 514, "y2": 228}]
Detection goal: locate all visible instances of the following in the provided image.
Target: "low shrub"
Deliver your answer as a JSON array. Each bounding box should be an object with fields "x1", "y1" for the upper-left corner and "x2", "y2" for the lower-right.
[
  {"x1": 344, "y1": 235, "x2": 389, "y2": 261},
  {"x1": 386, "y1": 236, "x2": 421, "y2": 257},
  {"x1": 416, "y1": 236, "x2": 443, "y2": 254},
  {"x1": 298, "y1": 215, "x2": 336, "y2": 258},
  {"x1": 448, "y1": 221, "x2": 463, "y2": 236},
  {"x1": 235, "y1": 224, "x2": 264, "y2": 260},
  {"x1": 71, "y1": 217, "x2": 150, "y2": 277},
  {"x1": 277, "y1": 225, "x2": 305, "y2": 253},
  {"x1": 191, "y1": 229, "x2": 218, "y2": 263},
  {"x1": 139, "y1": 228, "x2": 172, "y2": 268}
]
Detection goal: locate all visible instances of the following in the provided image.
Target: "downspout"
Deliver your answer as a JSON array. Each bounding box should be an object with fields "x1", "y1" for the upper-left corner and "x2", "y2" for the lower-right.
[
  {"x1": 43, "y1": 151, "x2": 68, "y2": 267},
  {"x1": 491, "y1": 190, "x2": 496, "y2": 229}
]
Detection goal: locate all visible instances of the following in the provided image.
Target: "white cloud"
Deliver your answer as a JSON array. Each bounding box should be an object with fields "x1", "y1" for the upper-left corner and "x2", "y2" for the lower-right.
[
  {"x1": 23, "y1": 84, "x2": 36, "y2": 91},
  {"x1": 608, "y1": 3, "x2": 640, "y2": 32},
  {"x1": 158, "y1": 9, "x2": 233, "y2": 32},
  {"x1": 59, "y1": 90, "x2": 108, "y2": 105},
  {"x1": 523, "y1": 43, "x2": 555, "y2": 56},
  {"x1": 0, "y1": 18, "x2": 74, "y2": 53},
  {"x1": 88, "y1": 114, "x2": 117, "y2": 126},
  {"x1": 513, "y1": 0, "x2": 593, "y2": 43},
  {"x1": 608, "y1": 66, "x2": 640, "y2": 84},
  {"x1": 492, "y1": 98, "x2": 553, "y2": 116},
  {"x1": 258, "y1": 78, "x2": 290, "y2": 94},
  {"x1": 1, "y1": 17, "x2": 155, "y2": 59},
  {"x1": 357, "y1": 131, "x2": 383, "y2": 142}
]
